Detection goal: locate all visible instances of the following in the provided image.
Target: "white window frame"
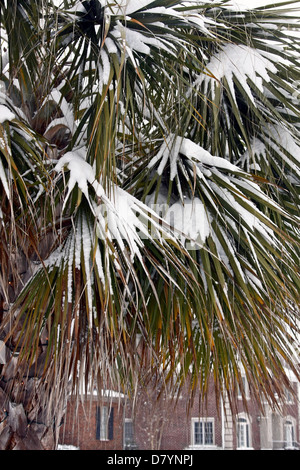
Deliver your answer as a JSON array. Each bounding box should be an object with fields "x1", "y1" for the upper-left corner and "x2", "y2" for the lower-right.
[
  {"x1": 237, "y1": 414, "x2": 252, "y2": 450},
  {"x1": 191, "y1": 418, "x2": 215, "y2": 448},
  {"x1": 285, "y1": 387, "x2": 294, "y2": 404},
  {"x1": 284, "y1": 418, "x2": 296, "y2": 449}
]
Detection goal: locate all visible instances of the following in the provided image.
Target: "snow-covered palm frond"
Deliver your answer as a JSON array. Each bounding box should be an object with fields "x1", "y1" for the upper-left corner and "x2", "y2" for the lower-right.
[
  {"x1": 144, "y1": 134, "x2": 298, "y2": 300},
  {"x1": 12, "y1": 143, "x2": 207, "y2": 394},
  {"x1": 128, "y1": 127, "x2": 299, "y2": 403},
  {"x1": 240, "y1": 123, "x2": 300, "y2": 208},
  {"x1": 195, "y1": 44, "x2": 278, "y2": 105},
  {"x1": 54, "y1": 0, "x2": 201, "y2": 92},
  {"x1": 188, "y1": 2, "x2": 300, "y2": 152},
  {"x1": 53, "y1": 147, "x2": 179, "y2": 257}
]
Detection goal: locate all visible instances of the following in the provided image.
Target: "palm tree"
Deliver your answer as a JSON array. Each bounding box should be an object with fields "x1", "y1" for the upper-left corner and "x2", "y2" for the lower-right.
[{"x1": 0, "y1": 0, "x2": 299, "y2": 449}]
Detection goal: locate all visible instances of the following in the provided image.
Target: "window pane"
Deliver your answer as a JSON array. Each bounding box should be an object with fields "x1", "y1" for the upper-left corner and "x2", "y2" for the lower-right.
[
  {"x1": 100, "y1": 406, "x2": 108, "y2": 440},
  {"x1": 125, "y1": 420, "x2": 134, "y2": 444},
  {"x1": 237, "y1": 423, "x2": 243, "y2": 447},
  {"x1": 237, "y1": 418, "x2": 250, "y2": 448},
  {"x1": 108, "y1": 407, "x2": 114, "y2": 440},
  {"x1": 285, "y1": 422, "x2": 294, "y2": 447},
  {"x1": 204, "y1": 422, "x2": 213, "y2": 445},
  {"x1": 194, "y1": 421, "x2": 203, "y2": 445}
]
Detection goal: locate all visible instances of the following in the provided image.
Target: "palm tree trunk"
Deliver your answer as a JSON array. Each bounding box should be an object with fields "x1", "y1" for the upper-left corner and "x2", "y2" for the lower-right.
[
  {"x1": 0, "y1": 364, "x2": 57, "y2": 450},
  {"x1": 0, "y1": 253, "x2": 64, "y2": 450}
]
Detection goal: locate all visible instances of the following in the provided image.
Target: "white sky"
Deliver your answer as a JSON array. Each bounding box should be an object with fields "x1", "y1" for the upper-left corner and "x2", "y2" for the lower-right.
[
  {"x1": 53, "y1": 0, "x2": 300, "y2": 7},
  {"x1": 231, "y1": 0, "x2": 300, "y2": 8}
]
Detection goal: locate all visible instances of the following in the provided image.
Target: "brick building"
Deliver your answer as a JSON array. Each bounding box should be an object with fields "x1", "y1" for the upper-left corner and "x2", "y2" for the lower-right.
[
  {"x1": 59, "y1": 390, "x2": 126, "y2": 450},
  {"x1": 59, "y1": 370, "x2": 300, "y2": 450}
]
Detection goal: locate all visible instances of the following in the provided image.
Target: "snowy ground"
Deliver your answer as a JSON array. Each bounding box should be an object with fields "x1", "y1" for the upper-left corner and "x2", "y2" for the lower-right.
[{"x1": 57, "y1": 444, "x2": 80, "y2": 450}]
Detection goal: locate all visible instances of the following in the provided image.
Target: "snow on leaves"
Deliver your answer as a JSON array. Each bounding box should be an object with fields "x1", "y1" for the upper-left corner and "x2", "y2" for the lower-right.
[
  {"x1": 61, "y1": 0, "x2": 216, "y2": 99},
  {"x1": 55, "y1": 149, "x2": 172, "y2": 246},
  {"x1": 146, "y1": 134, "x2": 288, "y2": 296},
  {"x1": 0, "y1": 104, "x2": 15, "y2": 123},
  {"x1": 195, "y1": 44, "x2": 278, "y2": 104}
]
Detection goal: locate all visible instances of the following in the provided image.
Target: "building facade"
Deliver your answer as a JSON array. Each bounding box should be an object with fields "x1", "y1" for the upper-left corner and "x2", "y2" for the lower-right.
[{"x1": 59, "y1": 373, "x2": 300, "y2": 450}]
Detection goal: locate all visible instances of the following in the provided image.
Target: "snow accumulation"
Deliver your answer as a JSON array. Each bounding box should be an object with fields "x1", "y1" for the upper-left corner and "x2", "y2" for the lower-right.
[
  {"x1": 195, "y1": 44, "x2": 278, "y2": 103},
  {"x1": 240, "y1": 137, "x2": 267, "y2": 168},
  {"x1": 57, "y1": 444, "x2": 79, "y2": 450},
  {"x1": 165, "y1": 197, "x2": 210, "y2": 248},
  {"x1": 68, "y1": 0, "x2": 214, "y2": 64},
  {"x1": 148, "y1": 135, "x2": 242, "y2": 179},
  {"x1": 210, "y1": 181, "x2": 275, "y2": 242},
  {"x1": 44, "y1": 89, "x2": 75, "y2": 135},
  {"x1": 0, "y1": 158, "x2": 10, "y2": 200},
  {"x1": 261, "y1": 124, "x2": 300, "y2": 178},
  {"x1": 122, "y1": 0, "x2": 156, "y2": 15},
  {"x1": 146, "y1": 134, "x2": 284, "y2": 256},
  {"x1": 107, "y1": 0, "x2": 191, "y2": 16},
  {"x1": 110, "y1": 21, "x2": 176, "y2": 58},
  {"x1": 77, "y1": 383, "x2": 126, "y2": 399},
  {"x1": 0, "y1": 104, "x2": 15, "y2": 123},
  {"x1": 180, "y1": 138, "x2": 242, "y2": 173},
  {"x1": 240, "y1": 125, "x2": 300, "y2": 177},
  {"x1": 54, "y1": 149, "x2": 177, "y2": 266},
  {"x1": 55, "y1": 150, "x2": 99, "y2": 207},
  {"x1": 67, "y1": 2, "x2": 86, "y2": 13},
  {"x1": 268, "y1": 124, "x2": 300, "y2": 163}
]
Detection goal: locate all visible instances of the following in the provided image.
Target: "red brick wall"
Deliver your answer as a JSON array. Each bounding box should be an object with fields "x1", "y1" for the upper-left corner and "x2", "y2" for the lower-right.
[
  {"x1": 59, "y1": 398, "x2": 124, "y2": 450},
  {"x1": 127, "y1": 377, "x2": 223, "y2": 450}
]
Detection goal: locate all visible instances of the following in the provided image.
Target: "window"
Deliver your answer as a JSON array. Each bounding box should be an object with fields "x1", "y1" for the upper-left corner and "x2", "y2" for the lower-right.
[
  {"x1": 238, "y1": 375, "x2": 249, "y2": 400},
  {"x1": 284, "y1": 419, "x2": 295, "y2": 449},
  {"x1": 285, "y1": 387, "x2": 294, "y2": 404},
  {"x1": 237, "y1": 416, "x2": 251, "y2": 449},
  {"x1": 192, "y1": 418, "x2": 214, "y2": 447},
  {"x1": 96, "y1": 405, "x2": 114, "y2": 441},
  {"x1": 124, "y1": 418, "x2": 136, "y2": 449}
]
